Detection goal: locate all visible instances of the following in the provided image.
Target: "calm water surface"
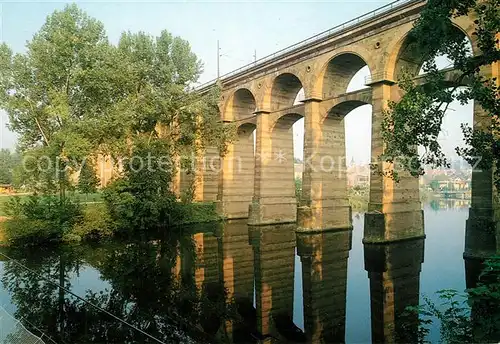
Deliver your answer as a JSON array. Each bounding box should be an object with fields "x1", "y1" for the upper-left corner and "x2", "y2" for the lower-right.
[{"x1": 0, "y1": 202, "x2": 472, "y2": 343}]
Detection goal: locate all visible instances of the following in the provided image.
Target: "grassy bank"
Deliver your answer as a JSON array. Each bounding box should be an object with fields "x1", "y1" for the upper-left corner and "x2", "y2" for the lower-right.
[
  {"x1": 178, "y1": 202, "x2": 222, "y2": 224},
  {"x1": 0, "y1": 217, "x2": 7, "y2": 243},
  {"x1": 0, "y1": 196, "x2": 221, "y2": 247},
  {"x1": 0, "y1": 195, "x2": 27, "y2": 216},
  {"x1": 0, "y1": 192, "x2": 103, "y2": 216}
]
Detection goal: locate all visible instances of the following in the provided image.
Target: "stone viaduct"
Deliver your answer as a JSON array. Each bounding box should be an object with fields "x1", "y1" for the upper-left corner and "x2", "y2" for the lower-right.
[{"x1": 182, "y1": 0, "x2": 498, "y2": 244}]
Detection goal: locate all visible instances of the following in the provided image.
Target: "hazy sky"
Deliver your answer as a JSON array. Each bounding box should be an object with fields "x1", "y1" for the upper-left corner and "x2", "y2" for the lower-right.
[{"x1": 0, "y1": 0, "x2": 472, "y2": 163}]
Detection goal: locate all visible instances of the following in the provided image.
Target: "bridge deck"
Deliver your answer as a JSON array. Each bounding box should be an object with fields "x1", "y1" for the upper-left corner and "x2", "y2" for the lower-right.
[{"x1": 196, "y1": 0, "x2": 425, "y2": 92}]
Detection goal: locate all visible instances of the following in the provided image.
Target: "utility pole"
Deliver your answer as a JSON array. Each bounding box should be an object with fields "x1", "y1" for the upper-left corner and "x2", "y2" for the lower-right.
[{"x1": 217, "y1": 39, "x2": 220, "y2": 80}]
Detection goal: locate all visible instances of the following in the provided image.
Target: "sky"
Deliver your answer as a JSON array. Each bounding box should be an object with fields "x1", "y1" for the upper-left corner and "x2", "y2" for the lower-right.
[{"x1": 0, "y1": 0, "x2": 472, "y2": 164}]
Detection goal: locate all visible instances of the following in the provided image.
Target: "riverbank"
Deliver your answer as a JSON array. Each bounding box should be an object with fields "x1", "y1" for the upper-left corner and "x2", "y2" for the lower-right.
[
  {"x1": 0, "y1": 193, "x2": 103, "y2": 216},
  {"x1": 0, "y1": 207, "x2": 490, "y2": 343},
  {"x1": 0, "y1": 200, "x2": 222, "y2": 247}
]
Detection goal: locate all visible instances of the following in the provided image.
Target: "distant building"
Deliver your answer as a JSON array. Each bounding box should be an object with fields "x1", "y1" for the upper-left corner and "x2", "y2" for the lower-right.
[
  {"x1": 0, "y1": 184, "x2": 13, "y2": 194},
  {"x1": 347, "y1": 164, "x2": 370, "y2": 187},
  {"x1": 294, "y1": 163, "x2": 304, "y2": 180}
]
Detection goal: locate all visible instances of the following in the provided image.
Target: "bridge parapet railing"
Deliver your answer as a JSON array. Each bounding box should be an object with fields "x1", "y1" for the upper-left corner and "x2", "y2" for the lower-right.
[{"x1": 195, "y1": 0, "x2": 421, "y2": 92}]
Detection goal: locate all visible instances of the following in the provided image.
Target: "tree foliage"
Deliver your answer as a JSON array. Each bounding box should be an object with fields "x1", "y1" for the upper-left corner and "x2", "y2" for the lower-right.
[
  {"x1": 0, "y1": 232, "x2": 234, "y2": 343},
  {"x1": 404, "y1": 256, "x2": 500, "y2": 343},
  {"x1": 380, "y1": 0, "x2": 500, "y2": 188},
  {"x1": 3, "y1": 195, "x2": 82, "y2": 246},
  {"x1": 0, "y1": 4, "x2": 231, "y2": 198},
  {"x1": 103, "y1": 138, "x2": 185, "y2": 232},
  {"x1": 77, "y1": 159, "x2": 99, "y2": 195},
  {"x1": 0, "y1": 4, "x2": 233, "y2": 242},
  {"x1": 0, "y1": 149, "x2": 20, "y2": 185}
]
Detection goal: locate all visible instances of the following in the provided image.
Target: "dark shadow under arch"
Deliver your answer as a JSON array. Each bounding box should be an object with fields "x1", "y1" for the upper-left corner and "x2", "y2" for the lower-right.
[
  {"x1": 326, "y1": 100, "x2": 370, "y2": 119},
  {"x1": 228, "y1": 88, "x2": 257, "y2": 120},
  {"x1": 271, "y1": 73, "x2": 304, "y2": 111},
  {"x1": 322, "y1": 53, "x2": 371, "y2": 98},
  {"x1": 273, "y1": 113, "x2": 304, "y2": 133},
  {"x1": 394, "y1": 24, "x2": 472, "y2": 81}
]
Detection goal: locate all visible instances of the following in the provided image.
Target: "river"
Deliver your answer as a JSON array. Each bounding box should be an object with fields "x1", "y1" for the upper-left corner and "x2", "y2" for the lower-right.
[{"x1": 0, "y1": 200, "x2": 474, "y2": 343}]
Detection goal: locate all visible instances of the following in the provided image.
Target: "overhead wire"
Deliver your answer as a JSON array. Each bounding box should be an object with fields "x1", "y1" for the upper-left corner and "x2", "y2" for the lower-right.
[{"x1": 0, "y1": 251, "x2": 167, "y2": 344}]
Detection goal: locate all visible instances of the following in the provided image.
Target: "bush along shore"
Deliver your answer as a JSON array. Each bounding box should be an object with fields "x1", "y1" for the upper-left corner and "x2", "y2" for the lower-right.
[{"x1": 0, "y1": 194, "x2": 221, "y2": 247}]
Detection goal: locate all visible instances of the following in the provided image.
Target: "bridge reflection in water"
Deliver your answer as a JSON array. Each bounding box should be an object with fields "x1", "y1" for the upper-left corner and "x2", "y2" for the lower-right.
[
  {"x1": 364, "y1": 237, "x2": 424, "y2": 343},
  {"x1": 0, "y1": 210, "x2": 496, "y2": 343},
  {"x1": 179, "y1": 219, "x2": 426, "y2": 343}
]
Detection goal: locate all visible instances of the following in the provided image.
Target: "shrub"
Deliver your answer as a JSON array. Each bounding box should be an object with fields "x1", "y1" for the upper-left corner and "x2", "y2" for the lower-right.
[
  {"x1": 69, "y1": 203, "x2": 116, "y2": 242},
  {"x1": 2, "y1": 218, "x2": 62, "y2": 246},
  {"x1": 179, "y1": 202, "x2": 221, "y2": 224},
  {"x1": 3, "y1": 195, "x2": 82, "y2": 246},
  {"x1": 402, "y1": 256, "x2": 500, "y2": 343},
  {"x1": 104, "y1": 178, "x2": 186, "y2": 232},
  {"x1": 103, "y1": 139, "x2": 188, "y2": 233}
]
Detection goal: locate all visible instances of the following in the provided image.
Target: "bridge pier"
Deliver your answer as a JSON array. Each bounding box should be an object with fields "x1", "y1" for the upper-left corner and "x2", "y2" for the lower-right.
[
  {"x1": 364, "y1": 83, "x2": 424, "y2": 243},
  {"x1": 298, "y1": 98, "x2": 352, "y2": 232},
  {"x1": 297, "y1": 229, "x2": 351, "y2": 343},
  {"x1": 464, "y1": 97, "x2": 500, "y2": 260},
  {"x1": 465, "y1": 169, "x2": 499, "y2": 259},
  {"x1": 217, "y1": 124, "x2": 255, "y2": 219},
  {"x1": 248, "y1": 112, "x2": 298, "y2": 225}
]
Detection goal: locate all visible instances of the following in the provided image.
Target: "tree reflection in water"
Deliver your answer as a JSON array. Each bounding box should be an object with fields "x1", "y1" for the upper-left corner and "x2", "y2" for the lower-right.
[
  {"x1": 0, "y1": 228, "x2": 237, "y2": 343},
  {"x1": 3, "y1": 218, "x2": 496, "y2": 343}
]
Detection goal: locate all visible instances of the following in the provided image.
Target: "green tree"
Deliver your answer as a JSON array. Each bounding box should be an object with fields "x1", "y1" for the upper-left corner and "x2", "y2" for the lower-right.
[
  {"x1": 0, "y1": 4, "x2": 127, "y2": 197},
  {"x1": 101, "y1": 30, "x2": 232, "y2": 232},
  {"x1": 379, "y1": 0, "x2": 499, "y2": 188},
  {"x1": 430, "y1": 179, "x2": 440, "y2": 192},
  {"x1": 0, "y1": 5, "x2": 230, "y2": 194},
  {"x1": 77, "y1": 159, "x2": 99, "y2": 195},
  {"x1": 113, "y1": 30, "x2": 231, "y2": 157},
  {"x1": 0, "y1": 4, "x2": 232, "y2": 241},
  {"x1": 0, "y1": 149, "x2": 19, "y2": 184},
  {"x1": 103, "y1": 139, "x2": 185, "y2": 232}
]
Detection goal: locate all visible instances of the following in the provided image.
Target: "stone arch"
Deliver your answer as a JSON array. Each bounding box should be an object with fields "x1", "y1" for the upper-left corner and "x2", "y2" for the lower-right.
[
  {"x1": 321, "y1": 99, "x2": 372, "y2": 187},
  {"x1": 323, "y1": 100, "x2": 370, "y2": 122},
  {"x1": 267, "y1": 112, "x2": 304, "y2": 208},
  {"x1": 315, "y1": 50, "x2": 373, "y2": 99},
  {"x1": 270, "y1": 112, "x2": 304, "y2": 169},
  {"x1": 271, "y1": 112, "x2": 304, "y2": 133},
  {"x1": 270, "y1": 73, "x2": 305, "y2": 111},
  {"x1": 386, "y1": 22, "x2": 475, "y2": 82},
  {"x1": 451, "y1": 16, "x2": 479, "y2": 54},
  {"x1": 237, "y1": 122, "x2": 256, "y2": 141},
  {"x1": 224, "y1": 88, "x2": 257, "y2": 121}
]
